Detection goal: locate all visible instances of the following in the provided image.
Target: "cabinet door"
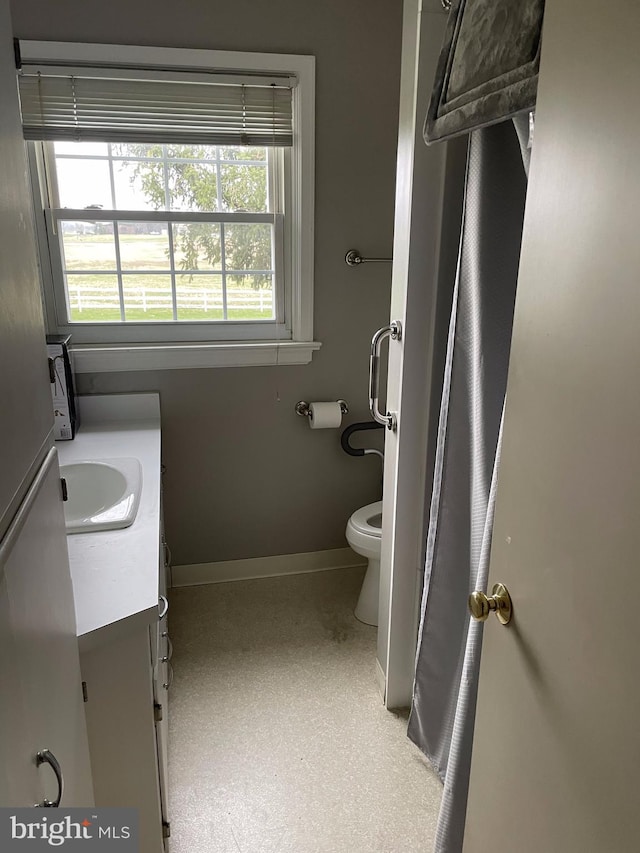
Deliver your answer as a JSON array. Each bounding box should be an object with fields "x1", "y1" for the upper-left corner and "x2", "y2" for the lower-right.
[
  {"x1": 153, "y1": 593, "x2": 170, "y2": 845},
  {"x1": 0, "y1": 571, "x2": 34, "y2": 805},
  {"x1": 155, "y1": 478, "x2": 171, "y2": 839},
  {"x1": 0, "y1": 449, "x2": 93, "y2": 806},
  {"x1": 82, "y1": 621, "x2": 165, "y2": 853}
]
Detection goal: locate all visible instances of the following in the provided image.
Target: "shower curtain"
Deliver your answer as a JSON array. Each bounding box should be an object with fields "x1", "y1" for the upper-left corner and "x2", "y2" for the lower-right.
[{"x1": 408, "y1": 116, "x2": 530, "y2": 852}]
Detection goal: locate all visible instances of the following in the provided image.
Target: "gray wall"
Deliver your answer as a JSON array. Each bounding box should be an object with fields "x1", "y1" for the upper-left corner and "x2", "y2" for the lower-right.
[{"x1": 12, "y1": 0, "x2": 402, "y2": 565}]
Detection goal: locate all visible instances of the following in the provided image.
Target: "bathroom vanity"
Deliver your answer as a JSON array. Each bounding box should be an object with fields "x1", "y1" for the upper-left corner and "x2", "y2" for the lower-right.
[{"x1": 59, "y1": 393, "x2": 171, "y2": 853}]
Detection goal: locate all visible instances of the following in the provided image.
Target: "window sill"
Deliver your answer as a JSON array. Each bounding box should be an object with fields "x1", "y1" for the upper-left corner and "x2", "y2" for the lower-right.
[{"x1": 71, "y1": 340, "x2": 322, "y2": 373}]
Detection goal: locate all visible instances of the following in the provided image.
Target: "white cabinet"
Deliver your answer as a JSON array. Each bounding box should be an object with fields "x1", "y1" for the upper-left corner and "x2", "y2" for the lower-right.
[
  {"x1": 80, "y1": 537, "x2": 171, "y2": 853},
  {"x1": 0, "y1": 449, "x2": 93, "y2": 806},
  {"x1": 54, "y1": 396, "x2": 165, "y2": 847},
  {"x1": 0, "y1": 0, "x2": 93, "y2": 810},
  {"x1": 0, "y1": 0, "x2": 55, "y2": 540}
]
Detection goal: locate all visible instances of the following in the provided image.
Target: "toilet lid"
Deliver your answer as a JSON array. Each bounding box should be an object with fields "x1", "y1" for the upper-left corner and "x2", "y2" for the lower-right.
[{"x1": 350, "y1": 501, "x2": 383, "y2": 536}]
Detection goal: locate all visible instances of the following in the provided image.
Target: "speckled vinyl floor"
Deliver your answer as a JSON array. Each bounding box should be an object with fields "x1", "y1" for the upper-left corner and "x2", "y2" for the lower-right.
[{"x1": 167, "y1": 566, "x2": 442, "y2": 852}]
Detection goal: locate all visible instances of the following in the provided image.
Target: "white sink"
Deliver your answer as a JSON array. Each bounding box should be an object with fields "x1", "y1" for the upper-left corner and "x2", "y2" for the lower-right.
[{"x1": 60, "y1": 458, "x2": 143, "y2": 534}]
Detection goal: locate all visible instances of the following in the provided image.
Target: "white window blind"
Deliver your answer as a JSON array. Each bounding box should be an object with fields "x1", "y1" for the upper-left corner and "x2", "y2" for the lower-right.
[{"x1": 18, "y1": 67, "x2": 294, "y2": 146}]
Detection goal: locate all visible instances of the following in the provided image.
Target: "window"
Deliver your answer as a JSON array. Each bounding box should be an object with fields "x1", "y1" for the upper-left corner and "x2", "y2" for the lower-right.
[
  {"x1": 45, "y1": 142, "x2": 282, "y2": 336},
  {"x1": 20, "y1": 42, "x2": 318, "y2": 370}
]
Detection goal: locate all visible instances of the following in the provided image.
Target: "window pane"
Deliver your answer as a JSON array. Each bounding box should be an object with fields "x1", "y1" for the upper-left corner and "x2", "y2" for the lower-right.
[
  {"x1": 113, "y1": 161, "x2": 166, "y2": 210},
  {"x1": 60, "y1": 227, "x2": 117, "y2": 271},
  {"x1": 172, "y1": 223, "x2": 221, "y2": 271},
  {"x1": 224, "y1": 223, "x2": 272, "y2": 270},
  {"x1": 220, "y1": 164, "x2": 267, "y2": 212},
  {"x1": 227, "y1": 275, "x2": 274, "y2": 319},
  {"x1": 219, "y1": 146, "x2": 267, "y2": 162},
  {"x1": 66, "y1": 275, "x2": 121, "y2": 322},
  {"x1": 55, "y1": 158, "x2": 113, "y2": 209},
  {"x1": 111, "y1": 143, "x2": 163, "y2": 159},
  {"x1": 123, "y1": 274, "x2": 173, "y2": 321},
  {"x1": 168, "y1": 163, "x2": 218, "y2": 212},
  {"x1": 54, "y1": 141, "x2": 108, "y2": 157},
  {"x1": 166, "y1": 144, "x2": 217, "y2": 161},
  {"x1": 118, "y1": 225, "x2": 171, "y2": 270},
  {"x1": 176, "y1": 274, "x2": 224, "y2": 320}
]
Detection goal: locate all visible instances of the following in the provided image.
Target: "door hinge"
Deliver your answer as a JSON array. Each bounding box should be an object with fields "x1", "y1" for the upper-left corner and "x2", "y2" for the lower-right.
[
  {"x1": 162, "y1": 822, "x2": 171, "y2": 839},
  {"x1": 82, "y1": 681, "x2": 88, "y2": 703},
  {"x1": 60, "y1": 478, "x2": 68, "y2": 502},
  {"x1": 154, "y1": 702, "x2": 163, "y2": 722}
]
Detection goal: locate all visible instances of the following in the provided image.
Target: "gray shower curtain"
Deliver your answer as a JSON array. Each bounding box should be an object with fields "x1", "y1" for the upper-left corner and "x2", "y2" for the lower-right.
[{"x1": 408, "y1": 116, "x2": 530, "y2": 852}]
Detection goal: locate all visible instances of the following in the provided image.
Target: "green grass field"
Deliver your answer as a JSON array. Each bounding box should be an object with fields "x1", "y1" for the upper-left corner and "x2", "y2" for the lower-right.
[
  {"x1": 71, "y1": 306, "x2": 270, "y2": 321},
  {"x1": 63, "y1": 233, "x2": 274, "y2": 323}
]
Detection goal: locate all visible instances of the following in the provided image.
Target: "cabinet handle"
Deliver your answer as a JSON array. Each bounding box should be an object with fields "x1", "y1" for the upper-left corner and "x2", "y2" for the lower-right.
[
  {"x1": 163, "y1": 541, "x2": 172, "y2": 568},
  {"x1": 161, "y1": 633, "x2": 173, "y2": 663},
  {"x1": 158, "y1": 595, "x2": 169, "y2": 620},
  {"x1": 163, "y1": 662, "x2": 174, "y2": 691},
  {"x1": 36, "y1": 749, "x2": 64, "y2": 807}
]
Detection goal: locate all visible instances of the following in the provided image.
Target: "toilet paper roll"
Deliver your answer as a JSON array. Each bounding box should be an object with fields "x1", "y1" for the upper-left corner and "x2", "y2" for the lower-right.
[{"x1": 308, "y1": 401, "x2": 343, "y2": 429}]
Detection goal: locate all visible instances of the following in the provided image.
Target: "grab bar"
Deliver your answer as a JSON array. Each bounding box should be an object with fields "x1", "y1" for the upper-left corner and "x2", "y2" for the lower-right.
[
  {"x1": 369, "y1": 321, "x2": 402, "y2": 430},
  {"x1": 341, "y1": 421, "x2": 385, "y2": 460}
]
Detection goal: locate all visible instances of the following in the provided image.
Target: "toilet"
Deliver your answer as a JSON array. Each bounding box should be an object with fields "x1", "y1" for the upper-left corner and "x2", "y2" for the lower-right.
[{"x1": 346, "y1": 500, "x2": 383, "y2": 626}]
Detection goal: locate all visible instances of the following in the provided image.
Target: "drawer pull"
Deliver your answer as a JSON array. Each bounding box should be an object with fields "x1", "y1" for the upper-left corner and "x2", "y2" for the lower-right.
[
  {"x1": 161, "y1": 633, "x2": 173, "y2": 663},
  {"x1": 158, "y1": 595, "x2": 169, "y2": 620}
]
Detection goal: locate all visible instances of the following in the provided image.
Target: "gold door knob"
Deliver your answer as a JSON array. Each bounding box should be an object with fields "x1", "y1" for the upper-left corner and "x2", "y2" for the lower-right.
[{"x1": 468, "y1": 583, "x2": 513, "y2": 625}]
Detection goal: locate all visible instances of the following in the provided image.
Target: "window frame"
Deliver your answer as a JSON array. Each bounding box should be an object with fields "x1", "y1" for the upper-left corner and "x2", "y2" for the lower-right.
[{"x1": 23, "y1": 41, "x2": 318, "y2": 370}]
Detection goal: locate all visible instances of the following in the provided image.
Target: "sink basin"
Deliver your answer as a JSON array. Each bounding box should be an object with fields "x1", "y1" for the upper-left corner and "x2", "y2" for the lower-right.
[{"x1": 60, "y1": 458, "x2": 143, "y2": 533}]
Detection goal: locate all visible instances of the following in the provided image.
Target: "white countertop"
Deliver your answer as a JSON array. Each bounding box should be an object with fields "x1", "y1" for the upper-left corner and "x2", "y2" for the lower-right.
[{"x1": 57, "y1": 393, "x2": 162, "y2": 645}]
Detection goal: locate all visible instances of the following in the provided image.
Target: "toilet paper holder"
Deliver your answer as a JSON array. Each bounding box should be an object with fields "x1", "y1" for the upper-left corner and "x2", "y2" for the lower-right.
[{"x1": 295, "y1": 400, "x2": 349, "y2": 417}]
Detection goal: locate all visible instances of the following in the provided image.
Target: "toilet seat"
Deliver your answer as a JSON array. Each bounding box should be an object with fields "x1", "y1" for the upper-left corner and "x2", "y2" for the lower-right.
[
  {"x1": 349, "y1": 501, "x2": 382, "y2": 538},
  {"x1": 346, "y1": 501, "x2": 383, "y2": 564}
]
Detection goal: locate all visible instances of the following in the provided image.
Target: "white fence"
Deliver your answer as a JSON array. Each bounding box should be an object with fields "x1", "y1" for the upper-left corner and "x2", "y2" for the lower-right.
[{"x1": 68, "y1": 284, "x2": 273, "y2": 314}]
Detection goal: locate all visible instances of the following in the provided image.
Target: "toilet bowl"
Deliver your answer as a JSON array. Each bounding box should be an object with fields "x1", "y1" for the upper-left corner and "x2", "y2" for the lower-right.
[{"x1": 346, "y1": 500, "x2": 383, "y2": 626}]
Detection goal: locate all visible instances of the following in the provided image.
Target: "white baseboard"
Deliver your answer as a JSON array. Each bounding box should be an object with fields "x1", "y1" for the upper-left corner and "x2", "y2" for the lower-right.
[
  {"x1": 375, "y1": 657, "x2": 387, "y2": 702},
  {"x1": 172, "y1": 547, "x2": 366, "y2": 587}
]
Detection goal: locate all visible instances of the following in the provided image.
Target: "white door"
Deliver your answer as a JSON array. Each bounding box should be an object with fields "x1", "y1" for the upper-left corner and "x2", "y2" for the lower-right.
[
  {"x1": 380, "y1": 0, "x2": 465, "y2": 707},
  {"x1": 464, "y1": 1, "x2": 640, "y2": 850},
  {"x1": 1, "y1": 449, "x2": 93, "y2": 806}
]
